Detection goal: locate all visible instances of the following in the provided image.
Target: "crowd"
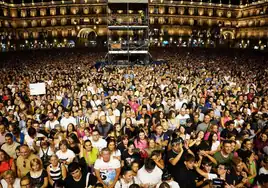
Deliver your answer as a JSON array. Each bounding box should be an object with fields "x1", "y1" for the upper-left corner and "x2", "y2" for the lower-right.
[{"x1": 0, "y1": 48, "x2": 268, "y2": 188}]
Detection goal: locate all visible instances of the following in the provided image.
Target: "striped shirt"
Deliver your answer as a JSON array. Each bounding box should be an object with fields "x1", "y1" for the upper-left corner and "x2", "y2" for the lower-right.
[{"x1": 49, "y1": 163, "x2": 62, "y2": 181}]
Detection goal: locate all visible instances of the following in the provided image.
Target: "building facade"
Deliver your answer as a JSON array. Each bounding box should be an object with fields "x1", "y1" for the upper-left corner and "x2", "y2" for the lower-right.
[{"x1": 0, "y1": 0, "x2": 267, "y2": 51}]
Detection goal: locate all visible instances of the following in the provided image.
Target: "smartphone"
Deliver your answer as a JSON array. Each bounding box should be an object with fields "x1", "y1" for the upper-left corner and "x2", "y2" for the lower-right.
[{"x1": 212, "y1": 179, "x2": 225, "y2": 186}]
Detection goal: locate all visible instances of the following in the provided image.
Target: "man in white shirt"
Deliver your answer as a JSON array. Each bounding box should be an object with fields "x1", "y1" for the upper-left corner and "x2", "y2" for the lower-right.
[
  {"x1": 111, "y1": 101, "x2": 120, "y2": 123},
  {"x1": 115, "y1": 167, "x2": 141, "y2": 188},
  {"x1": 137, "y1": 158, "x2": 163, "y2": 187},
  {"x1": 60, "y1": 111, "x2": 77, "y2": 131},
  {"x1": 94, "y1": 148, "x2": 121, "y2": 188},
  {"x1": 1, "y1": 133, "x2": 20, "y2": 159},
  {"x1": 175, "y1": 94, "x2": 188, "y2": 112},
  {"x1": 45, "y1": 112, "x2": 60, "y2": 133},
  {"x1": 176, "y1": 108, "x2": 190, "y2": 126},
  {"x1": 89, "y1": 130, "x2": 107, "y2": 152}
]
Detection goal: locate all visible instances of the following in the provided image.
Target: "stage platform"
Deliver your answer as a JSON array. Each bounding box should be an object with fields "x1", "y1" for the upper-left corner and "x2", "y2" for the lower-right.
[
  {"x1": 108, "y1": 50, "x2": 148, "y2": 54},
  {"x1": 107, "y1": 25, "x2": 148, "y2": 30}
]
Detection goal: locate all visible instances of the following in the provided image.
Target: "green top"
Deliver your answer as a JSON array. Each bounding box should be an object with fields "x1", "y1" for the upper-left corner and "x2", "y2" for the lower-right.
[
  {"x1": 213, "y1": 151, "x2": 234, "y2": 165},
  {"x1": 83, "y1": 147, "x2": 98, "y2": 166},
  {"x1": 248, "y1": 161, "x2": 256, "y2": 184}
]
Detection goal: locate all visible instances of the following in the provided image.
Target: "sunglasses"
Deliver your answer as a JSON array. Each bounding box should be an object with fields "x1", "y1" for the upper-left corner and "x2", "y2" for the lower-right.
[{"x1": 23, "y1": 160, "x2": 26, "y2": 168}]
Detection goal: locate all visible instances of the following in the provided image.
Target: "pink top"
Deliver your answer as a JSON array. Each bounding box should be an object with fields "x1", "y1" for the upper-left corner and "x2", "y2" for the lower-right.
[
  {"x1": 134, "y1": 139, "x2": 148, "y2": 151},
  {"x1": 128, "y1": 101, "x2": 140, "y2": 113},
  {"x1": 222, "y1": 116, "x2": 232, "y2": 126},
  {"x1": 77, "y1": 129, "x2": 86, "y2": 139},
  {"x1": 204, "y1": 132, "x2": 221, "y2": 141}
]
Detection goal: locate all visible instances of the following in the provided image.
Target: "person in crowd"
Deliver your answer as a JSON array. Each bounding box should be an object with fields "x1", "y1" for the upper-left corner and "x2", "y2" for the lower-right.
[
  {"x1": 107, "y1": 138, "x2": 121, "y2": 160},
  {"x1": 213, "y1": 140, "x2": 234, "y2": 165},
  {"x1": 121, "y1": 141, "x2": 141, "y2": 167},
  {"x1": 45, "y1": 112, "x2": 60, "y2": 134},
  {"x1": 64, "y1": 162, "x2": 97, "y2": 188},
  {"x1": 1, "y1": 133, "x2": 20, "y2": 159},
  {"x1": 94, "y1": 147, "x2": 121, "y2": 188},
  {"x1": 0, "y1": 170, "x2": 20, "y2": 188},
  {"x1": 167, "y1": 137, "x2": 193, "y2": 182},
  {"x1": 16, "y1": 145, "x2": 39, "y2": 178},
  {"x1": 137, "y1": 158, "x2": 163, "y2": 187},
  {"x1": 0, "y1": 124, "x2": 7, "y2": 145},
  {"x1": 26, "y1": 158, "x2": 48, "y2": 188},
  {"x1": 55, "y1": 140, "x2": 75, "y2": 166},
  {"x1": 47, "y1": 154, "x2": 67, "y2": 187},
  {"x1": 176, "y1": 153, "x2": 197, "y2": 188},
  {"x1": 20, "y1": 176, "x2": 31, "y2": 188},
  {"x1": 96, "y1": 116, "x2": 113, "y2": 138},
  {"x1": 60, "y1": 111, "x2": 77, "y2": 131},
  {"x1": 114, "y1": 167, "x2": 141, "y2": 188},
  {"x1": 156, "y1": 172, "x2": 180, "y2": 188},
  {"x1": 34, "y1": 137, "x2": 55, "y2": 169},
  {"x1": 89, "y1": 129, "x2": 107, "y2": 152},
  {"x1": 79, "y1": 139, "x2": 98, "y2": 170},
  {"x1": 0, "y1": 149, "x2": 16, "y2": 175},
  {"x1": 259, "y1": 156, "x2": 268, "y2": 175}
]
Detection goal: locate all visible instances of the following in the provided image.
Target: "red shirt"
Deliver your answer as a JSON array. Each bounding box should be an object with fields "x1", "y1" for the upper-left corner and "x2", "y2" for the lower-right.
[{"x1": 0, "y1": 158, "x2": 13, "y2": 174}]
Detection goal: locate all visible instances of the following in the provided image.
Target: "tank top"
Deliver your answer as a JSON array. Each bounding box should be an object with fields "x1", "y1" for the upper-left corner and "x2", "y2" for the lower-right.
[
  {"x1": 49, "y1": 163, "x2": 62, "y2": 181},
  {"x1": 0, "y1": 159, "x2": 13, "y2": 174}
]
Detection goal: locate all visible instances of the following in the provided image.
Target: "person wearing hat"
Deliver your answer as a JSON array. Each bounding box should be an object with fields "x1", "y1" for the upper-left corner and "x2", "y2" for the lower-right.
[{"x1": 167, "y1": 137, "x2": 193, "y2": 183}]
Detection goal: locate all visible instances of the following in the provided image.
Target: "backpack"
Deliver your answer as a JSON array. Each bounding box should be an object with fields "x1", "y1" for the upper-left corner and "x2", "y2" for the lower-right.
[{"x1": 41, "y1": 147, "x2": 51, "y2": 168}]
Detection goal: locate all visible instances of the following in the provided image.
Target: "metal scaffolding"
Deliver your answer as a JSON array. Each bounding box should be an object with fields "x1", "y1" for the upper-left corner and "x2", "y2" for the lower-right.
[{"x1": 106, "y1": 0, "x2": 150, "y2": 65}]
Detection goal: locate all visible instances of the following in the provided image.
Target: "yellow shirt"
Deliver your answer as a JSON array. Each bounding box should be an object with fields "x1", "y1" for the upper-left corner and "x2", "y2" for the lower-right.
[
  {"x1": 83, "y1": 147, "x2": 98, "y2": 166},
  {"x1": 16, "y1": 153, "x2": 39, "y2": 178}
]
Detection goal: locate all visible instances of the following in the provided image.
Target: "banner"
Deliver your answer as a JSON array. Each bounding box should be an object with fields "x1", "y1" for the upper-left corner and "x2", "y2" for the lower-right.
[{"x1": 29, "y1": 83, "x2": 46, "y2": 95}]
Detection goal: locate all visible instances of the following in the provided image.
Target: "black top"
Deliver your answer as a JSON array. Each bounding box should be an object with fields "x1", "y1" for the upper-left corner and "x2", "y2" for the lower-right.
[
  {"x1": 220, "y1": 128, "x2": 238, "y2": 139},
  {"x1": 27, "y1": 170, "x2": 48, "y2": 188},
  {"x1": 64, "y1": 171, "x2": 97, "y2": 188},
  {"x1": 96, "y1": 123, "x2": 113, "y2": 138},
  {"x1": 167, "y1": 150, "x2": 187, "y2": 182},
  {"x1": 70, "y1": 144, "x2": 80, "y2": 155},
  {"x1": 176, "y1": 164, "x2": 197, "y2": 188},
  {"x1": 122, "y1": 150, "x2": 141, "y2": 167}
]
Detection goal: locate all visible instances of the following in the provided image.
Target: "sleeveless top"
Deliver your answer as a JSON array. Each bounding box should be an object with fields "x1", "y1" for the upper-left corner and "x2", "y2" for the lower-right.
[
  {"x1": 49, "y1": 163, "x2": 62, "y2": 181},
  {"x1": 0, "y1": 159, "x2": 13, "y2": 174}
]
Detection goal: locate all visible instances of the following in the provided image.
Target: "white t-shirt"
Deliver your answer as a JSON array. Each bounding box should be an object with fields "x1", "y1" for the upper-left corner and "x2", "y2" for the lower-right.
[
  {"x1": 56, "y1": 149, "x2": 75, "y2": 163},
  {"x1": 211, "y1": 141, "x2": 220, "y2": 152},
  {"x1": 94, "y1": 158, "x2": 121, "y2": 186},
  {"x1": 175, "y1": 99, "x2": 187, "y2": 111},
  {"x1": 1, "y1": 178, "x2": 20, "y2": 188},
  {"x1": 113, "y1": 109, "x2": 121, "y2": 117},
  {"x1": 259, "y1": 167, "x2": 268, "y2": 175},
  {"x1": 24, "y1": 133, "x2": 45, "y2": 150},
  {"x1": 137, "y1": 165, "x2": 162, "y2": 186},
  {"x1": 89, "y1": 137, "x2": 107, "y2": 152},
  {"x1": 115, "y1": 177, "x2": 141, "y2": 188},
  {"x1": 106, "y1": 115, "x2": 116, "y2": 125},
  {"x1": 111, "y1": 150, "x2": 121, "y2": 159},
  {"x1": 60, "y1": 117, "x2": 77, "y2": 130},
  {"x1": 45, "y1": 120, "x2": 60, "y2": 130},
  {"x1": 156, "y1": 181, "x2": 180, "y2": 188},
  {"x1": 176, "y1": 114, "x2": 190, "y2": 125}
]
